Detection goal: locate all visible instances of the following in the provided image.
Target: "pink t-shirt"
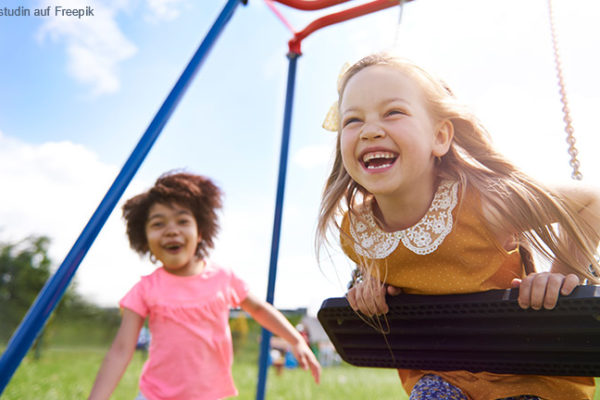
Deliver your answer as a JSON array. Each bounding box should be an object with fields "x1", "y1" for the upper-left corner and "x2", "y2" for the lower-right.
[{"x1": 120, "y1": 260, "x2": 249, "y2": 400}]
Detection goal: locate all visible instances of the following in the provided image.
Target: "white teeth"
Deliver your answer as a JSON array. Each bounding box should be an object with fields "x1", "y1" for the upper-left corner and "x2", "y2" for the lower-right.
[
  {"x1": 362, "y1": 151, "x2": 396, "y2": 163},
  {"x1": 362, "y1": 151, "x2": 397, "y2": 169},
  {"x1": 367, "y1": 162, "x2": 393, "y2": 170}
]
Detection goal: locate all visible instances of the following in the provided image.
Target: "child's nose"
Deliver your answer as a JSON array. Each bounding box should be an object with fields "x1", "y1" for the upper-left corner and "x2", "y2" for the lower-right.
[
  {"x1": 359, "y1": 123, "x2": 385, "y2": 140},
  {"x1": 164, "y1": 222, "x2": 178, "y2": 234}
]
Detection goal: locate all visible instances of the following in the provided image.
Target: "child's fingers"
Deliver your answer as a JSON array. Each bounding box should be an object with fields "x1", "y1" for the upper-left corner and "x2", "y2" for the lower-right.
[
  {"x1": 542, "y1": 274, "x2": 564, "y2": 310},
  {"x1": 360, "y1": 284, "x2": 388, "y2": 316},
  {"x1": 372, "y1": 282, "x2": 389, "y2": 314},
  {"x1": 518, "y1": 272, "x2": 550, "y2": 309},
  {"x1": 347, "y1": 281, "x2": 387, "y2": 316},
  {"x1": 295, "y1": 352, "x2": 307, "y2": 370},
  {"x1": 528, "y1": 273, "x2": 552, "y2": 310},
  {"x1": 346, "y1": 287, "x2": 359, "y2": 311},
  {"x1": 517, "y1": 274, "x2": 534, "y2": 309},
  {"x1": 310, "y1": 356, "x2": 321, "y2": 384},
  {"x1": 355, "y1": 290, "x2": 376, "y2": 316},
  {"x1": 294, "y1": 344, "x2": 321, "y2": 384},
  {"x1": 518, "y1": 272, "x2": 579, "y2": 310},
  {"x1": 386, "y1": 285, "x2": 402, "y2": 296},
  {"x1": 299, "y1": 350, "x2": 321, "y2": 384},
  {"x1": 561, "y1": 274, "x2": 579, "y2": 295}
]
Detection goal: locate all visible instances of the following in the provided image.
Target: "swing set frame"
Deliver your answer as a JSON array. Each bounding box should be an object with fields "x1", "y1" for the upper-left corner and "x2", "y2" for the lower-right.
[{"x1": 0, "y1": 0, "x2": 588, "y2": 398}]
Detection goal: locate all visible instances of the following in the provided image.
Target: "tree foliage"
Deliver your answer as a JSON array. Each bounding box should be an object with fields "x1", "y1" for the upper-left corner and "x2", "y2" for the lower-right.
[
  {"x1": 0, "y1": 235, "x2": 54, "y2": 341},
  {"x1": 0, "y1": 235, "x2": 123, "y2": 351}
]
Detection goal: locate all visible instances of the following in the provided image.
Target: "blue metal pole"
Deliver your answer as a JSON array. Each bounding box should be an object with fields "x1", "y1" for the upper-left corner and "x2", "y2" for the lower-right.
[
  {"x1": 255, "y1": 51, "x2": 300, "y2": 400},
  {"x1": 0, "y1": 0, "x2": 244, "y2": 393}
]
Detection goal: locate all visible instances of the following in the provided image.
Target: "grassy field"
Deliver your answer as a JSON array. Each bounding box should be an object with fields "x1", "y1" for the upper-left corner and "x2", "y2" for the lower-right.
[
  {"x1": 2, "y1": 347, "x2": 408, "y2": 400},
  {"x1": 3, "y1": 346, "x2": 600, "y2": 399}
]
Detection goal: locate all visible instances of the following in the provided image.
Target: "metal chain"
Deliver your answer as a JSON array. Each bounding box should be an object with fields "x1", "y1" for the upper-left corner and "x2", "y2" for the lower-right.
[
  {"x1": 547, "y1": 0, "x2": 582, "y2": 180},
  {"x1": 393, "y1": 0, "x2": 405, "y2": 49}
]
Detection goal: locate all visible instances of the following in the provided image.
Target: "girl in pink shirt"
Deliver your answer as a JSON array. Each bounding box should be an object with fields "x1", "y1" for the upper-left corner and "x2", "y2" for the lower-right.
[{"x1": 89, "y1": 172, "x2": 321, "y2": 400}]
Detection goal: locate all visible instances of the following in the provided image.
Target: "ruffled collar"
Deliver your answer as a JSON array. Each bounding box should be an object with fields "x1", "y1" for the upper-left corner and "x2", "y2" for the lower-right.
[{"x1": 349, "y1": 180, "x2": 459, "y2": 258}]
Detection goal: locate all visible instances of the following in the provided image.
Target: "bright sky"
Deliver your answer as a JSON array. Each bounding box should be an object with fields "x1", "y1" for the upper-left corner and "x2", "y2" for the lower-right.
[{"x1": 0, "y1": 0, "x2": 598, "y2": 316}]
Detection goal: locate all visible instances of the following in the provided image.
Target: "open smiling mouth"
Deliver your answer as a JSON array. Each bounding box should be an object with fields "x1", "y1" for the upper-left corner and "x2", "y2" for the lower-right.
[
  {"x1": 362, "y1": 151, "x2": 398, "y2": 170},
  {"x1": 164, "y1": 243, "x2": 183, "y2": 252}
]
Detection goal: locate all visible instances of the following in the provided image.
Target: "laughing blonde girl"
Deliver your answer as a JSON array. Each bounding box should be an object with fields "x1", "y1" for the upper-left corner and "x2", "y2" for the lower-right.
[{"x1": 317, "y1": 53, "x2": 600, "y2": 400}]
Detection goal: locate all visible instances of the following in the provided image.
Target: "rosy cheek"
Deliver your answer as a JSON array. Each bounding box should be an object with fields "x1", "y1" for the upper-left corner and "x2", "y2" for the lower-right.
[
  {"x1": 341, "y1": 139, "x2": 358, "y2": 162},
  {"x1": 146, "y1": 231, "x2": 160, "y2": 244},
  {"x1": 340, "y1": 132, "x2": 353, "y2": 151}
]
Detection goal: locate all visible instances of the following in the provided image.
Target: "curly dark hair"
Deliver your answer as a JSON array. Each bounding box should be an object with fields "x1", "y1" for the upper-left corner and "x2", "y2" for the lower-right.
[{"x1": 122, "y1": 171, "x2": 223, "y2": 259}]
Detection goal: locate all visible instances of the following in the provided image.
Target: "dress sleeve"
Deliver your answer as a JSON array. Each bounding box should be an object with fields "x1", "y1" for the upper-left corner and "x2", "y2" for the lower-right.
[
  {"x1": 227, "y1": 269, "x2": 250, "y2": 308},
  {"x1": 119, "y1": 279, "x2": 149, "y2": 318}
]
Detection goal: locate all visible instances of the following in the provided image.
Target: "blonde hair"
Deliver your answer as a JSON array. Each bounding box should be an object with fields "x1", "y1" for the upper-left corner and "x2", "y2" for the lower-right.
[{"x1": 316, "y1": 52, "x2": 600, "y2": 283}]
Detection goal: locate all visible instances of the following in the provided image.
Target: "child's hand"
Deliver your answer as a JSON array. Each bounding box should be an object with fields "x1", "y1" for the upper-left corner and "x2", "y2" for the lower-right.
[
  {"x1": 240, "y1": 294, "x2": 321, "y2": 383},
  {"x1": 291, "y1": 340, "x2": 321, "y2": 384},
  {"x1": 511, "y1": 272, "x2": 579, "y2": 310},
  {"x1": 346, "y1": 278, "x2": 402, "y2": 316}
]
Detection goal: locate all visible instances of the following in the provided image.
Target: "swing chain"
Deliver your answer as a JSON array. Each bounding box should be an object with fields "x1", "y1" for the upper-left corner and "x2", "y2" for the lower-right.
[
  {"x1": 548, "y1": 0, "x2": 582, "y2": 180},
  {"x1": 393, "y1": 0, "x2": 405, "y2": 49}
]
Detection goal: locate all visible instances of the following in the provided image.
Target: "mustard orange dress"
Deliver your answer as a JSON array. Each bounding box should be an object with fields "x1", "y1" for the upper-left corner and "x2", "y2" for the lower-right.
[{"x1": 340, "y1": 180, "x2": 595, "y2": 400}]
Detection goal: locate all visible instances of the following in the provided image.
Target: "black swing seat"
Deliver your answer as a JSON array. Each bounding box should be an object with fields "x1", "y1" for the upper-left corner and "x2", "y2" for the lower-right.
[{"x1": 317, "y1": 285, "x2": 600, "y2": 376}]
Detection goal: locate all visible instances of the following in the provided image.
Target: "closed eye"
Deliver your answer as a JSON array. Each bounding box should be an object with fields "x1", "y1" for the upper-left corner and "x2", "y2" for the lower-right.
[
  {"x1": 385, "y1": 109, "x2": 407, "y2": 117},
  {"x1": 342, "y1": 117, "x2": 362, "y2": 128}
]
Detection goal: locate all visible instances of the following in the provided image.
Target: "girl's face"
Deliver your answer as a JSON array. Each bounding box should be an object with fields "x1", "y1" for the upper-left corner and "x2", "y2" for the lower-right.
[
  {"x1": 145, "y1": 202, "x2": 203, "y2": 276},
  {"x1": 339, "y1": 65, "x2": 451, "y2": 200}
]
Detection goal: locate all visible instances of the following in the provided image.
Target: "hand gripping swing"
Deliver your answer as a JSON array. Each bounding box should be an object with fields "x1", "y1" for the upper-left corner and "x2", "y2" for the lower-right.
[{"x1": 318, "y1": 285, "x2": 600, "y2": 376}]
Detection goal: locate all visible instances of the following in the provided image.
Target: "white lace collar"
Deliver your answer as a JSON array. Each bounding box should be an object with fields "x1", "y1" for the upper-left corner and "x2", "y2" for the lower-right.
[{"x1": 349, "y1": 180, "x2": 459, "y2": 259}]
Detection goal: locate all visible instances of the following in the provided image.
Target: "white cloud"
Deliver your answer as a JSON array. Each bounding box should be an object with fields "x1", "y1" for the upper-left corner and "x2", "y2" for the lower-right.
[
  {"x1": 33, "y1": 0, "x2": 195, "y2": 95},
  {"x1": 36, "y1": 0, "x2": 137, "y2": 95},
  {"x1": 0, "y1": 130, "x2": 151, "y2": 306},
  {"x1": 145, "y1": 0, "x2": 188, "y2": 22},
  {"x1": 0, "y1": 131, "x2": 114, "y2": 240}
]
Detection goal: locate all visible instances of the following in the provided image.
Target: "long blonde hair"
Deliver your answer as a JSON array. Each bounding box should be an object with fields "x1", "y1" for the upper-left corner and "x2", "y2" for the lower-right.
[{"x1": 316, "y1": 52, "x2": 600, "y2": 283}]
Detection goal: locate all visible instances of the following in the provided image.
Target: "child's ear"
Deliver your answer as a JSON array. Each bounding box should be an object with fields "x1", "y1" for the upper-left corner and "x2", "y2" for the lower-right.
[{"x1": 432, "y1": 119, "x2": 454, "y2": 157}]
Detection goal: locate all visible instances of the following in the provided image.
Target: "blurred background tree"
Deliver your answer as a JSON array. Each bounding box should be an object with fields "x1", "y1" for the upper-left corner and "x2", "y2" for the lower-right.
[
  {"x1": 0, "y1": 236, "x2": 55, "y2": 346},
  {"x1": 0, "y1": 235, "x2": 121, "y2": 357}
]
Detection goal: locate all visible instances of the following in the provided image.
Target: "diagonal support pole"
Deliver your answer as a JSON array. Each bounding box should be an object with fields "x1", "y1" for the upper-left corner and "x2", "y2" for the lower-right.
[
  {"x1": 0, "y1": 0, "x2": 244, "y2": 393},
  {"x1": 255, "y1": 51, "x2": 300, "y2": 400}
]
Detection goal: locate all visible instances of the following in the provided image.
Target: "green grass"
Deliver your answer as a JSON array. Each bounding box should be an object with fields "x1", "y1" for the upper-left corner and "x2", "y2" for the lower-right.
[
  {"x1": 2, "y1": 348, "x2": 145, "y2": 400},
  {"x1": 233, "y1": 360, "x2": 407, "y2": 400},
  {"x1": 3, "y1": 346, "x2": 600, "y2": 399},
  {"x1": 1, "y1": 347, "x2": 408, "y2": 399}
]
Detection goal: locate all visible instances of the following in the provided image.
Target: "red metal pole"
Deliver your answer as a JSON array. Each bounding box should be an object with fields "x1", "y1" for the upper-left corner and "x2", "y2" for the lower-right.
[
  {"x1": 272, "y1": 0, "x2": 353, "y2": 11},
  {"x1": 288, "y1": 0, "x2": 409, "y2": 54}
]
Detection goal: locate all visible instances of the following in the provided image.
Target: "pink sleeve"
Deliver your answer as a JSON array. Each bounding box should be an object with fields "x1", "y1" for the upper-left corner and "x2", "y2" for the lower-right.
[
  {"x1": 119, "y1": 279, "x2": 149, "y2": 318},
  {"x1": 228, "y1": 270, "x2": 249, "y2": 308}
]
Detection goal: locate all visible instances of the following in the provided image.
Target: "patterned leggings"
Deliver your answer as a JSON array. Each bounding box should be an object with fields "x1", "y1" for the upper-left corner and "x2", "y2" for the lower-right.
[{"x1": 409, "y1": 374, "x2": 542, "y2": 400}]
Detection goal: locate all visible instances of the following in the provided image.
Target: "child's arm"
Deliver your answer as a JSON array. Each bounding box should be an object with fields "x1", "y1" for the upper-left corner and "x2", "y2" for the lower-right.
[
  {"x1": 511, "y1": 184, "x2": 600, "y2": 310},
  {"x1": 240, "y1": 293, "x2": 321, "y2": 383},
  {"x1": 88, "y1": 308, "x2": 145, "y2": 400}
]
